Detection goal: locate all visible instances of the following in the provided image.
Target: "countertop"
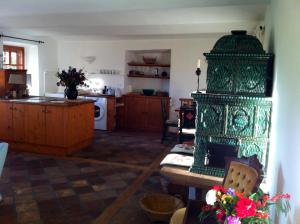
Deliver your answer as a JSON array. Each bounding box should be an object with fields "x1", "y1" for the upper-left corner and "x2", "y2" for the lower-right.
[
  {"x1": 0, "y1": 96, "x2": 95, "y2": 106},
  {"x1": 79, "y1": 93, "x2": 117, "y2": 98}
]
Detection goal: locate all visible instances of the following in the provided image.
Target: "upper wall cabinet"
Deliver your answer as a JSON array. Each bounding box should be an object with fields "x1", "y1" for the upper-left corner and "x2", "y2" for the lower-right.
[{"x1": 126, "y1": 50, "x2": 171, "y2": 79}]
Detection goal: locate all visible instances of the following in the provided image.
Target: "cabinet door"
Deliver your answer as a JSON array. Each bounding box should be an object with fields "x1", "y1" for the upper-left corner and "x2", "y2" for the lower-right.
[
  {"x1": 45, "y1": 106, "x2": 65, "y2": 147},
  {"x1": 145, "y1": 97, "x2": 164, "y2": 132},
  {"x1": 0, "y1": 102, "x2": 13, "y2": 141},
  {"x1": 125, "y1": 96, "x2": 146, "y2": 130},
  {"x1": 13, "y1": 104, "x2": 26, "y2": 142},
  {"x1": 24, "y1": 104, "x2": 46, "y2": 145}
]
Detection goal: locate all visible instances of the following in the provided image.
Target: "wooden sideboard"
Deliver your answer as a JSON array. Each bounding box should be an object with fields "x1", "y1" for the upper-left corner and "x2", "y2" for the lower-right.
[{"x1": 123, "y1": 94, "x2": 169, "y2": 132}]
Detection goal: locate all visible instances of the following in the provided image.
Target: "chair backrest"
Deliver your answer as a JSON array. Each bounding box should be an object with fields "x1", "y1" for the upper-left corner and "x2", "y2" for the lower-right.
[
  {"x1": 180, "y1": 106, "x2": 196, "y2": 129},
  {"x1": 223, "y1": 155, "x2": 263, "y2": 194},
  {"x1": 179, "y1": 98, "x2": 194, "y2": 107},
  {"x1": 0, "y1": 142, "x2": 8, "y2": 177},
  {"x1": 161, "y1": 98, "x2": 168, "y2": 122}
]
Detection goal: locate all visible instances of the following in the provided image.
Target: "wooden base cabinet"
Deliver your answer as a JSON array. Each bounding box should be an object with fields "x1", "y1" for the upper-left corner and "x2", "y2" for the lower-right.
[
  {"x1": 0, "y1": 102, "x2": 13, "y2": 141},
  {"x1": 124, "y1": 95, "x2": 169, "y2": 132},
  {"x1": 0, "y1": 101, "x2": 94, "y2": 156}
]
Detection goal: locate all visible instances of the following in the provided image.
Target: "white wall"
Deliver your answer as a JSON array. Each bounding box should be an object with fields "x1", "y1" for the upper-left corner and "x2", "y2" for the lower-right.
[
  {"x1": 38, "y1": 37, "x2": 58, "y2": 95},
  {"x1": 57, "y1": 37, "x2": 219, "y2": 117},
  {"x1": 265, "y1": 0, "x2": 300, "y2": 223}
]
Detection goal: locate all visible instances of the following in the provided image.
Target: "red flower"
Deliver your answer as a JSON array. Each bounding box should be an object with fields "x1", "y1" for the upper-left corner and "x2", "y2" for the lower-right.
[
  {"x1": 256, "y1": 211, "x2": 269, "y2": 219},
  {"x1": 213, "y1": 185, "x2": 226, "y2": 193},
  {"x1": 216, "y1": 209, "x2": 225, "y2": 221},
  {"x1": 271, "y1": 193, "x2": 291, "y2": 202},
  {"x1": 235, "y1": 197, "x2": 257, "y2": 218},
  {"x1": 263, "y1": 194, "x2": 269, "y2": 201}
]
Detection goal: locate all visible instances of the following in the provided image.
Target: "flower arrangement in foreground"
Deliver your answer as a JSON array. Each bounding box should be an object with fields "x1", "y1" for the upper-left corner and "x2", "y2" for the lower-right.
[{"x1": 199, "y1": 186, "x2": 291, "y2": 224}]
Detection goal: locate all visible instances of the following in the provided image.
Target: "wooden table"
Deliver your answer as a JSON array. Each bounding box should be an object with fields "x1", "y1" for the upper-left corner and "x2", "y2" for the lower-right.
[{"x1": 160, "y1": 165, "x2": 223, "y2": 190}]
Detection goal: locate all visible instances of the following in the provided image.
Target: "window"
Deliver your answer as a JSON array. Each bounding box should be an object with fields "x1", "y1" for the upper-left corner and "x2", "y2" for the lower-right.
[{"x1": 3, "y1": 45, "x2": 25, "y2": 69}]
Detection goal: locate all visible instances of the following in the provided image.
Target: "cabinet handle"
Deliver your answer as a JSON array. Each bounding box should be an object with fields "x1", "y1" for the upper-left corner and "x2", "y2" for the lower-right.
[
  {"x1": 9, "y1": 107, "x2": 13, "y2": 110},
  {"x1": 13, "y1": 107, "x2": 17, "y2": 110}
]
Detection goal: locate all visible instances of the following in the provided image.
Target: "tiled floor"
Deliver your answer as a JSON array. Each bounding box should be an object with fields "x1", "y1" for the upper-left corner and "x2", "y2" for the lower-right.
[{"x1": 0, "y1": 131, "x2": 176, "y2": 224}]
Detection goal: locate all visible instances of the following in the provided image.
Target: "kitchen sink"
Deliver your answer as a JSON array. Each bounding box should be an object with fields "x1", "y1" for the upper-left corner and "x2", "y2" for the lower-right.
[{"x1": 48, "y1": 100, "x2": 66, "y2": 103}]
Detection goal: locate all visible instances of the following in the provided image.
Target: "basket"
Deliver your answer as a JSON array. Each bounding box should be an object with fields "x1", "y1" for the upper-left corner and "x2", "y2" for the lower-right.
[
  {"x1": 139, "y1": 193, "x2": 184, "y2": 223},
  {"x1": 143, "y1": 56, "x2": 157, "y2": 64}
]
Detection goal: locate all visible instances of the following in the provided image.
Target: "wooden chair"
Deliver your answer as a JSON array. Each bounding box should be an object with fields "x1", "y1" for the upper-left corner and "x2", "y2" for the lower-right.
[
  {"x1": 223, "y1": 155, "x2": 263, "y2": 194},
  {"x1": 161, "y1": 98, "x2": 178, "y2": 143},
  {"x1": 179, "y1": 106, "x2": 196, "y2": 143},
  {"x1": 169, "y1": 155, "x2": 263, "y2": 224},
  {"x1": 179, "y1": 98, "x2": 194, "y2": 107}
]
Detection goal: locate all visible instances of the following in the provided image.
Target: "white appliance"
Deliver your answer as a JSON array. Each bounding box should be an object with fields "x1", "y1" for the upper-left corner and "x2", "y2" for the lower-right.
[{"x1": 93, "y1": 97, "x2": 107, "y2": 130}]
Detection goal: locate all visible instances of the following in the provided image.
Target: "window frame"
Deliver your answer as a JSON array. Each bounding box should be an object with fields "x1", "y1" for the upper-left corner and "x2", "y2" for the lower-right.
[{"x1": 3, "y1": 45, "x2": 25, "y2": 70}]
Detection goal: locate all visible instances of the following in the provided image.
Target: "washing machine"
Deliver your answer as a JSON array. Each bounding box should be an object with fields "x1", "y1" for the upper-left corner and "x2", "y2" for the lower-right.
[{"x1": 93, "y1": 97, "x2": 107, "y2": 130}]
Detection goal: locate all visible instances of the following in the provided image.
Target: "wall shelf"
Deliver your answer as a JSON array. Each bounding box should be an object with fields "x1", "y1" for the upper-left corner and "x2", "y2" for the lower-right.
[
  {"x1": 128, "y1": 63, "x2": 170, "y2": 68},
  {"x1": 128, "y1": 74, "x2": 170, "y2": 79}
]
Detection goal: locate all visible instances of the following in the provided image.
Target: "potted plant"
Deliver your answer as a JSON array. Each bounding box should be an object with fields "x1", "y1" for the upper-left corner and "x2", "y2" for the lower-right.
[
  {"x1": 199, "y1": 186, "x2": 291, "y2": 224},
  {"x1": 56, "y1": 66, "x2": 87, "y2": 99}
]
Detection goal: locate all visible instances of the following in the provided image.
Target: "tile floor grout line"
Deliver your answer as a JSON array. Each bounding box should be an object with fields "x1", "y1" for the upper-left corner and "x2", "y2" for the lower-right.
[
  {"x1": 14, "y1": 151, "x2": 148, "y2": 171},
  {"x1": 92, "y1": 147, "x2": 170, "y2": 224}
]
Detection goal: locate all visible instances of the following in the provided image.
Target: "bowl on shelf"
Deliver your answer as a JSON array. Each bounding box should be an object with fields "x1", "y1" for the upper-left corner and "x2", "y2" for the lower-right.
[
  {"x1": 143, "y1": 56, "x2": 157, "y2": 64},
  {"x1": 142, "y1": 89, "x2": 155, "y2": 96},
  {"x1": 139, "y1": 193, "x2": 184, "y2": 222}
]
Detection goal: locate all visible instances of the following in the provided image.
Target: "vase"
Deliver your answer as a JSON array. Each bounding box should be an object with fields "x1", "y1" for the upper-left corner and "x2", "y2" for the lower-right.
[{"x1": 65, "y1": 86, "x2": 78, "y2": 100}]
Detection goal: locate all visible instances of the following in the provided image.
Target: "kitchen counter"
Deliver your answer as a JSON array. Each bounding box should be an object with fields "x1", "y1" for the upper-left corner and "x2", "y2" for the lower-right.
[
  {"x1": 79, "y1": 93, "x2": 117, "y2": 98},
  {"x1": 0, "y1": 97, "x2": 94, "y2": 156},
  {"x1": 0, "y1": 96, "x2": 95, "y2": 106}
]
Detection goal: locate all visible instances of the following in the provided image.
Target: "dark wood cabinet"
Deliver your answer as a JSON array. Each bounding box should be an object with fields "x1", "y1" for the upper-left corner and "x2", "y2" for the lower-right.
[
  {"x1": 0, "y1": 69, "x2": 27, "y2": 97},
  {"x1": 124, "y1": 94, "x2": 169, "y2": 132}
]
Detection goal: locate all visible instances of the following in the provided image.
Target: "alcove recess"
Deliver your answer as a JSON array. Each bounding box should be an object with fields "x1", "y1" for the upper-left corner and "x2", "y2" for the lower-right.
[{"x1": 125, "y1": 49, "x2": 171, "y2": 94}]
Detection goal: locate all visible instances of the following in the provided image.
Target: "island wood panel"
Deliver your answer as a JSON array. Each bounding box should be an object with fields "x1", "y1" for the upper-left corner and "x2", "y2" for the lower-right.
[
  {"x1": 64, "y1": 103, "x2": 94, "y2": 146},
  {"x1": 24, "y1": 104, "x2": 46, "y2": 145},
  {"x1": 81, "y1": 103, "x2": 94, "y2": 140},
  {"x1": 0, "y1": 102, "x2": 13, "y2": 141},
  {"x1": 64, "y1": 106, "x2": 80, "y2": 146},
  {"x1": 12, "y1": 103, "x2": 26, "y2": 142},
  {"x1": 45, "y1": 105, "x2": 65, "y2": 147}
]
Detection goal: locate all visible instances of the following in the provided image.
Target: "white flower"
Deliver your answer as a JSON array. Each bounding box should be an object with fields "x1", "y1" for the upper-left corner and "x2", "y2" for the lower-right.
[{"x1": 206, "y1": 189, "x2": 217, "y2": 205}]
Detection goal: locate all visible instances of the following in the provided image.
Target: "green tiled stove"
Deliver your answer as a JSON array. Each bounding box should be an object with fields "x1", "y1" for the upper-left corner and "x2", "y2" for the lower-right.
[{"x1": 190, "y1": 31, "x2": 274, "y2": 177}]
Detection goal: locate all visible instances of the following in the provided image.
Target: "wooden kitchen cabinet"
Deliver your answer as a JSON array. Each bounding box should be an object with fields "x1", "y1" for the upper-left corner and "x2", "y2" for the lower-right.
[
  {"x1": 0, "y1": 100, "x2": 94, "y2": 156},
  {"x1": 13, "y1": 103, "x2": 26, "y2": 142},
  {"x1": 0, "y1": 102, "x2": 13, "y2": 141},
  {"x1": 45, "y1": 105, "x2": 65, "y2": 147},
  {"x1": 24, "y1": 104, "x2": 46, "y2": 145},
  {"x1": 124, "y1": 95, "x2": 169, "y2": 132}
]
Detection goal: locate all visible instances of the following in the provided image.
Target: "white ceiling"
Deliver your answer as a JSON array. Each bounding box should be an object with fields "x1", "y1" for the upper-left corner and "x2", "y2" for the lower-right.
[{"x1": 0, "y1": 0, "x2": 269, "y2": 40}]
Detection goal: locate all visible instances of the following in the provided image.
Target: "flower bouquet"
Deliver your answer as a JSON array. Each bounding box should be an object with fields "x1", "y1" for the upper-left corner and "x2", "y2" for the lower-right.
[
  {"x1": 199, "y1": 186, "x2": 291, "y2": 224},
  {"x1": 57, "y1": 66, "x2": 88, "y2": 99}
]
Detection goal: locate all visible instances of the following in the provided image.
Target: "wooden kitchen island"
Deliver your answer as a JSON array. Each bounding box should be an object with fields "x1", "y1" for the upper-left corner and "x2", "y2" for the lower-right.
[{"x1": 0, "y1": 97, "x2": 94, "y2": 156}]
